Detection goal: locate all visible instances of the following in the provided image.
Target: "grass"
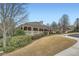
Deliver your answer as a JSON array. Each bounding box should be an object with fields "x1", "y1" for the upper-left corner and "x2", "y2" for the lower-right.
[{"x1": 3, "y1": 35, "x2": 77, "y2": 56}]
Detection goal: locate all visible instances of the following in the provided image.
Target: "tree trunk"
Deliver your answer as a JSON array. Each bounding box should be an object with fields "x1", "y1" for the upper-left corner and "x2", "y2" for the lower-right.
[{"x1": 3, "y1": 31, "x2": 7, "y2": 48}]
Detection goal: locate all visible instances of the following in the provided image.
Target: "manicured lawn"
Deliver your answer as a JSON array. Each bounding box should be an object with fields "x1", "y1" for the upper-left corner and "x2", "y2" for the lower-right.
[{"x1": 3, "y1": 35, "x2": 77, "y2": 56}]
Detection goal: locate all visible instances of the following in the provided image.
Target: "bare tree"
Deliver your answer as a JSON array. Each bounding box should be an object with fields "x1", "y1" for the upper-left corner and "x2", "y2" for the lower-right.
[
  {"x1": 0, "y1": 3, "x2": 28, "y2": 48},
  {"x1": 51, "y1": 21, "x2": 58, "y2": 33},
  {"x1": 58, "y1": 14, "x2": 69, "y2": 33},
  {"x1": 74, "y1": 18, "x2": 79, "y2": 32}
]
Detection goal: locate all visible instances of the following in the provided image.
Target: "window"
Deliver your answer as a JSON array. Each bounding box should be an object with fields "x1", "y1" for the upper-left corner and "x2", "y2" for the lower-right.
[
  {"x1": 24, "y1": 27, "x2": 27, "y2": 30},
  {"x1": 33, "y1": 28, "x2": 38, "y2": 31},
  {"x1": 39, "y1": 28, "x2": 43, "y2": 31},
  {"x1": 44, "y1": 29, "x2": 48, "y2": 31},
  {"x1": 28, "y1": 27, "x2": 31, "y2": 31}
]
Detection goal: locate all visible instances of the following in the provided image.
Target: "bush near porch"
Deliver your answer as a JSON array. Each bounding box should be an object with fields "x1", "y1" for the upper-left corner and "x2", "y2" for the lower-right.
[
  {"x1": 31, "y1": 32, "x2": 48, "y2": 40},
  {"x1": 14, "y1": 29, "x2": 26, "y2": 36}
]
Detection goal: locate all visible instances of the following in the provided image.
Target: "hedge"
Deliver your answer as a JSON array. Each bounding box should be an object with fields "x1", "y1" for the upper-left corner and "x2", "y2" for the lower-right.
[{"x1": 0, "y1": 35, "x2": 32, "y2": 53}]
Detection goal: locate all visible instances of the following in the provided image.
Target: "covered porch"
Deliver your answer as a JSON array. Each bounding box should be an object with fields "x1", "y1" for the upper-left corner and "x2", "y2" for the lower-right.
[{"x1": 20, "y1": 26, "x2": 50, "y2": 35}]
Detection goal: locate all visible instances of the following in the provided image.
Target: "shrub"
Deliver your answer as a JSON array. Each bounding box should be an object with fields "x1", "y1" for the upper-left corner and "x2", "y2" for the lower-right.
[
  {"x1": 0, "y1": 35, "x2": 32, "y2": 53},
  {"x1": 14, "y1": 29, "x2": 25, "y2": 36},
  {"x1": 3, "y1": 46, "x2": 15, "y2": 53},
  {"x1": 0, "y1": 39, "x2": 2, "y2": 47},
  {"x1": 0, "y1": 43, "x2": 2, "y2": 47},
  {"x1": 8, "y1": 35, "x2": 32, "y2": 48},
  {"x1": 56, "y1": 31, "x2": 61, "y2": 34},
  {"x1": 43, "y1": 32, "x2": 48, "y2": 35},
  {"x1": 0, "y1": 47, "x2": 3, "y2": 51},
  {"x1": 32, "y1": 33, "x2": 46, "y2": 40}
]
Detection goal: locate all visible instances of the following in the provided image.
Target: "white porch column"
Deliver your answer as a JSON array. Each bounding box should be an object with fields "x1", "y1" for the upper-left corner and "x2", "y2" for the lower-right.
[
  {"x1": 31, "y1": 27, "x2": 34, "y2": 36},
  {"x1": 48, "y1": 30, "x2": 49, "y2": 35},
  {"x1": 38, "y1": 28, "x2": 40, "y2": 34},
  {"x1": 25, "y1": 26, "x2": 28, "y2": 35},
  {"x1": 22, "y1": 26, "x2": 24, "y2": 30}
]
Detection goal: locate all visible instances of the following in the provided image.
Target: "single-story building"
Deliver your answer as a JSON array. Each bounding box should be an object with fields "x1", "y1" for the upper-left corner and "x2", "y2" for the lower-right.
[{"x1": 19, "y1": 21, "x2": 53, "y2": 35}]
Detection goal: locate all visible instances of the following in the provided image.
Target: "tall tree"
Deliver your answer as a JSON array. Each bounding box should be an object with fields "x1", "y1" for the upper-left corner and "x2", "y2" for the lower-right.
[
  {"x1": 0, "y1": 3, "x2": 28, "y2": 48},
  {"x1": 58, "y1": 14, "x2": 69, "y2": 33},
  {"x1": 51, "y1": 21, "x2": 58, "y2": 33},
  {"x1": 74, "y1": 18, "x2": 79, "y2": 32}
]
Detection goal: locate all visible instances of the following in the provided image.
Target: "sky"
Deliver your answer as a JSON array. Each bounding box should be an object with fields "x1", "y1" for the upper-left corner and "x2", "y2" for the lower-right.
[{"x1": 28, "y1": 3, "x2": 79, "y2": 25}]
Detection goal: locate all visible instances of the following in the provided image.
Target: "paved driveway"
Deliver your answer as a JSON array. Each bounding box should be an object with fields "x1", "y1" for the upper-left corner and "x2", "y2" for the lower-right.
[{"x1": 55, "y1": 35, "x2": 79, "y2": 56}]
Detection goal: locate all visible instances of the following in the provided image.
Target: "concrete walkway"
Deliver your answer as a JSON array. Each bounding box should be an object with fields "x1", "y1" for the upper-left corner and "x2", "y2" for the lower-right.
[{"x1": 55, "y1": 35, "x2": 79, "y2": 56}]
